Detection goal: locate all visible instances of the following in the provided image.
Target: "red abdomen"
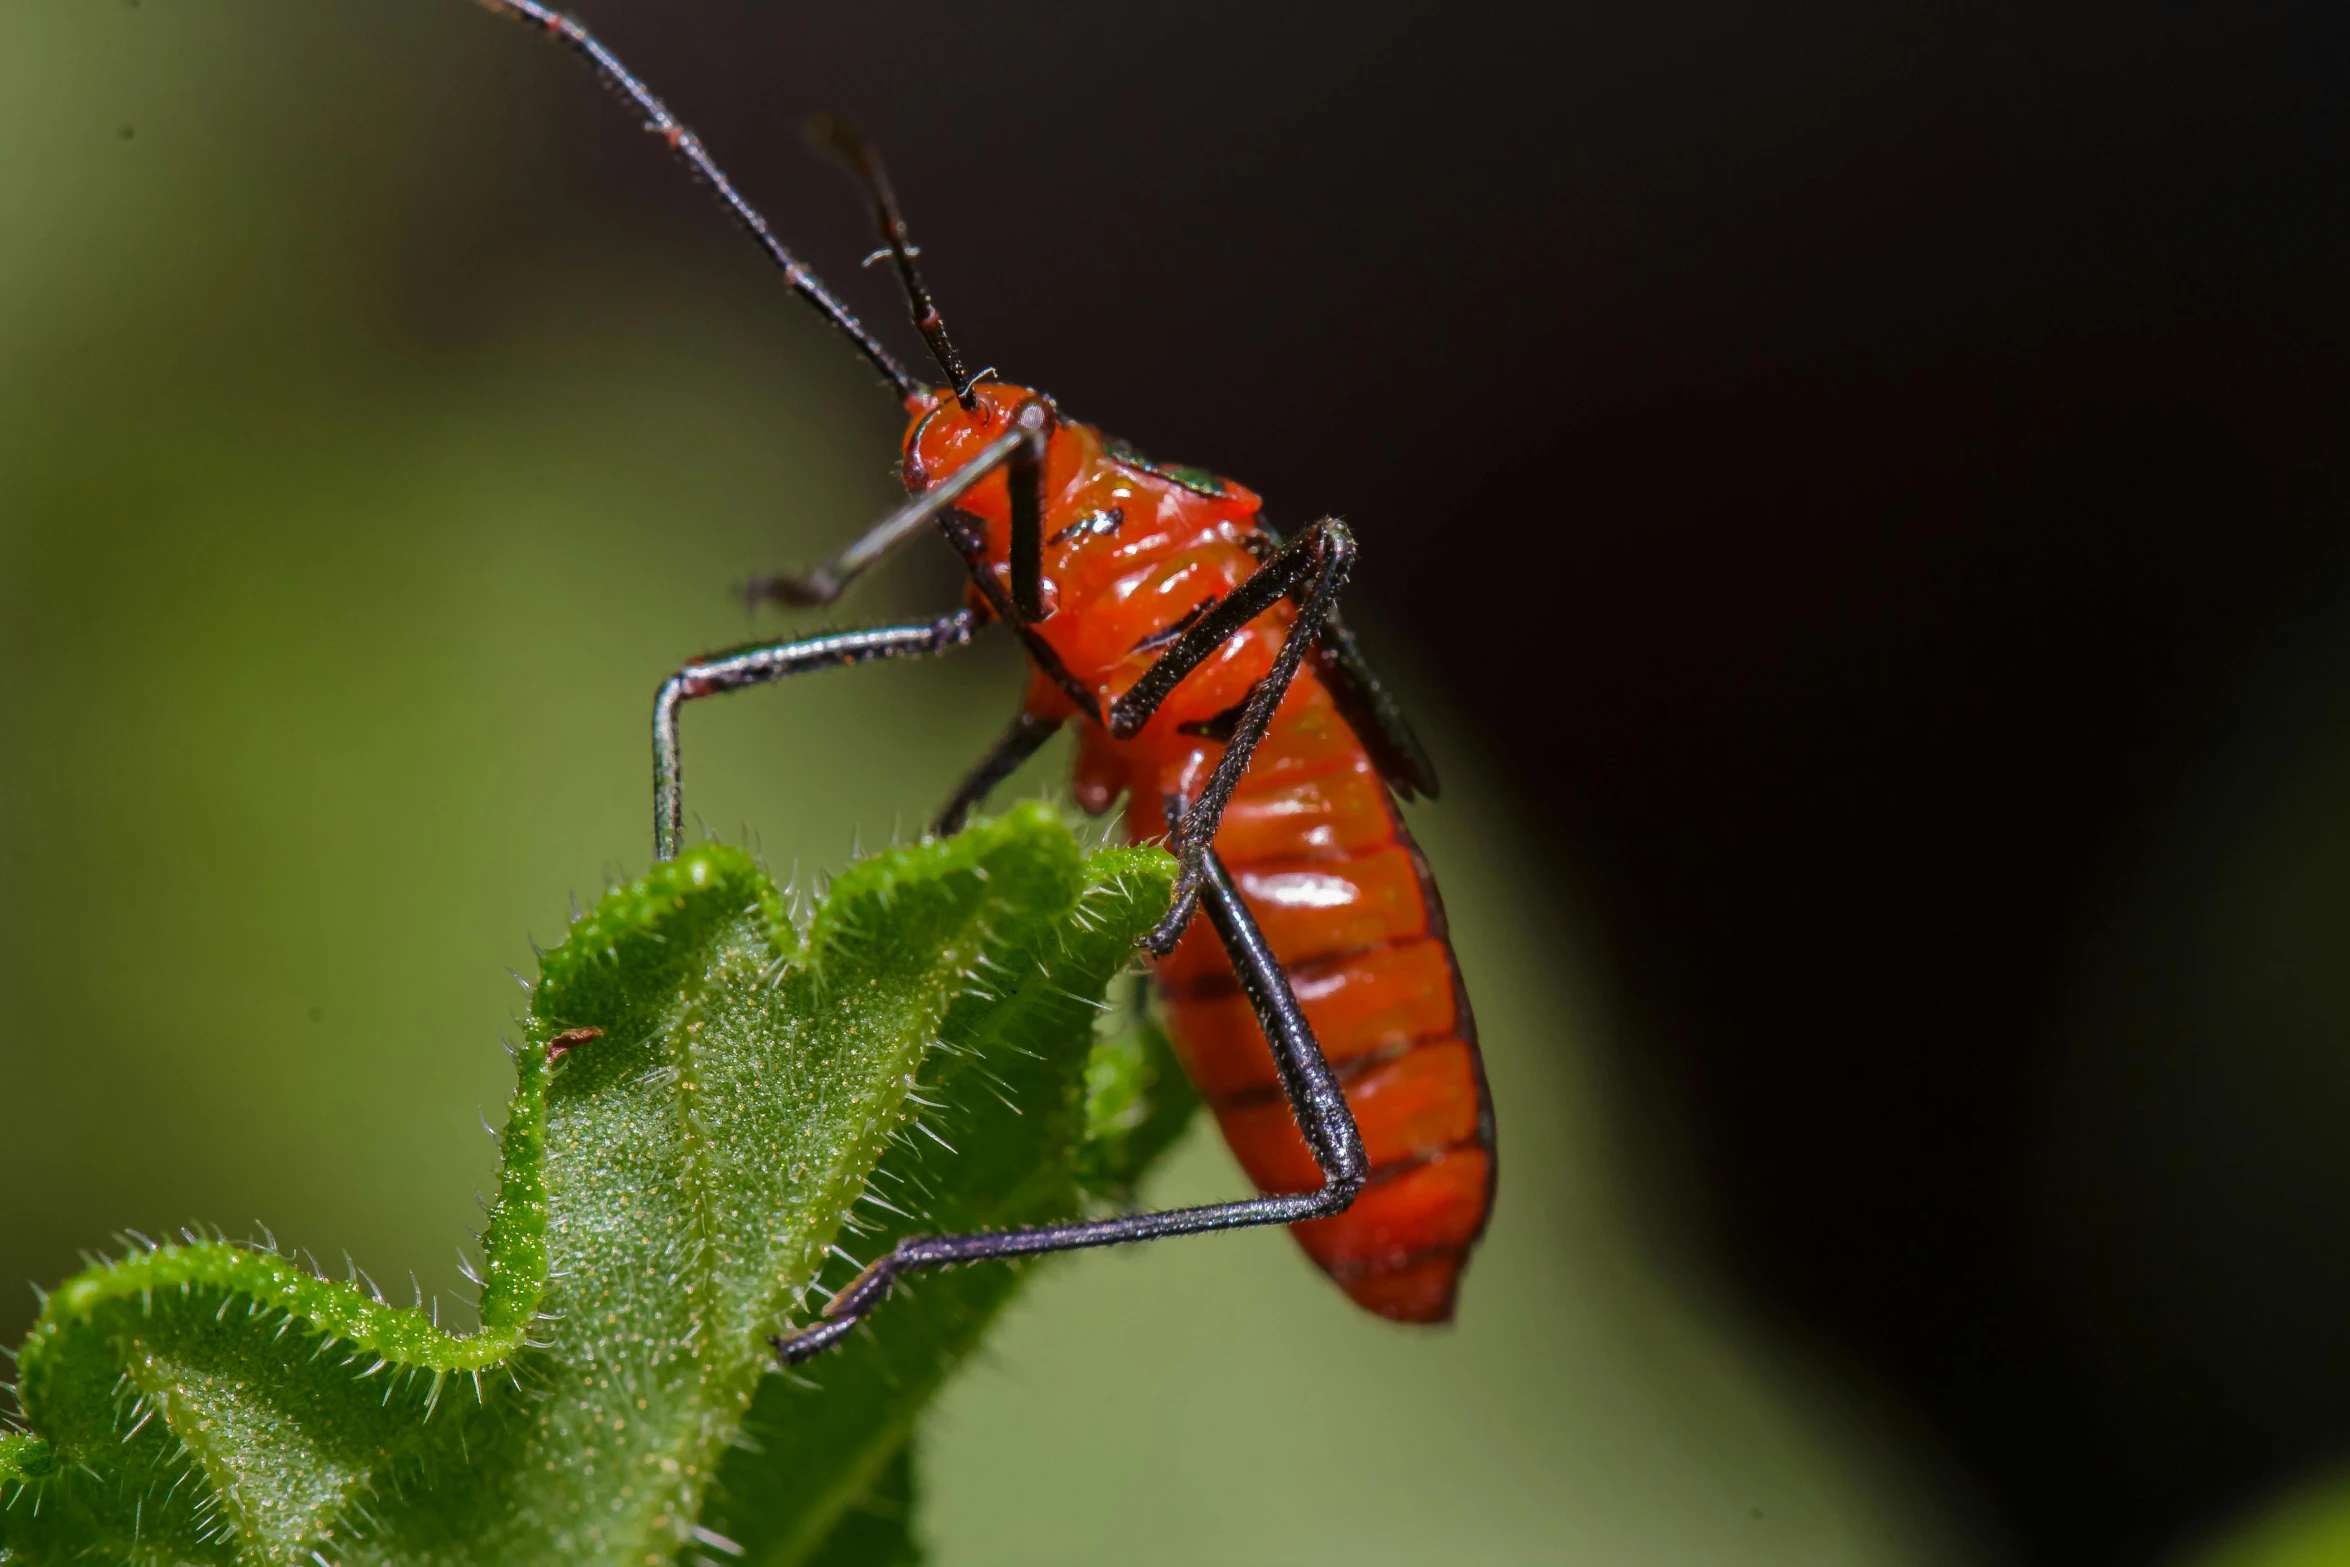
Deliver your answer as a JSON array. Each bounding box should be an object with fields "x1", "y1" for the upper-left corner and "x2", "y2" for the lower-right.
[
  {"x1": 1126, "y1": 678, "x2": 1496, "y2": 1323},
  {"x1": 905, "y1": 383, "x2": 1495, "y2": 1321}
]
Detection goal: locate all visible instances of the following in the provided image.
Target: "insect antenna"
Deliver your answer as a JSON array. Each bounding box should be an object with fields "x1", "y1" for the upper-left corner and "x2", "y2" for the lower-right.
[
  {"x1": 806, "y1": 113, "x2": 980, "y2": 412},
  {"x1": 469, "y1": 1, "x2": 920, "y2": 401}
]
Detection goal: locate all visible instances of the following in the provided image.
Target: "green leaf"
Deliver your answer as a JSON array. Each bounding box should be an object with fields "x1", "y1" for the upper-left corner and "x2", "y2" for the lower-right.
[
  {"x1": 0, "y1": 806, "x2": 1183, "y2": 1565},
  {"x1": 797, "y1": 1446, "x2": 920, "y2": 1567},
  {"x1": 695, "y1": 850, "x2": 1189, "y2": 1567}
]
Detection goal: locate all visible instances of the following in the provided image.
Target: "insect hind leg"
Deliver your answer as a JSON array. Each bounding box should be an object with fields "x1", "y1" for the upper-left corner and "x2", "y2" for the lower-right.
[{"x1": 771, "y1": 844, "x2": 1366, "y2": 1364}]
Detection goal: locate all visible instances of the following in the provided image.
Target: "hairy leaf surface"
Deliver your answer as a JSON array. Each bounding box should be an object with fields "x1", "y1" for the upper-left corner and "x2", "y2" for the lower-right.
[{"x1": 0, "y1": 807, "x2": 1184, "y2": 1566}]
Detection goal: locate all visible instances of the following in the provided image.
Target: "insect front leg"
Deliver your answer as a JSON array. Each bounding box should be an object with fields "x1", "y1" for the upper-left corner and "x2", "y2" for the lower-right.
[
  {"x1": 770, "y1": 842, "x2": 1365, "y2": 1365},
  {"x1": 1101, "y1": 519, "x2": 1358, "y2": 953},
  {"x1": 652, "y1": 611, "x2": 981, "y2": 861},
  {"x1": 745, "y1": 405, "x2": 1050, "y2": 610}
]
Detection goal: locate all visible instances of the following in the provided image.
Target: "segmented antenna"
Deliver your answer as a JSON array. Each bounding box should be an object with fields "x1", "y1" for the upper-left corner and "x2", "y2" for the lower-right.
[
  {"x1": 806, "y1": 113, "x2": 979, "y2": 412},
  {"x1": 471, "y1": 0, "x2": 921, "y2": 401}
]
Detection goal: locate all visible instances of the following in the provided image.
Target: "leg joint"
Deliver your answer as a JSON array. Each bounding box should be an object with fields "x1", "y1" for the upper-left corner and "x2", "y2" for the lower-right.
[{"x1": 1313, "y1": 1170, "x2": 1365, "y2": 1217}]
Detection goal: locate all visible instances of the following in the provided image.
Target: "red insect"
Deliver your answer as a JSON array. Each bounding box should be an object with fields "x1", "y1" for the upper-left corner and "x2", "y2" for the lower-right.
[{"x1": 482, "y1": 1, "x2": 1496, "y2": 1351}]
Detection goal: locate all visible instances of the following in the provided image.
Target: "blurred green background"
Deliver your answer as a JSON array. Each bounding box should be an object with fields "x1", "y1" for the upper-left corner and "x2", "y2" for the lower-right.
[{"x1": 5, "y1": 4, "x2": 2349, "y2": 1564}]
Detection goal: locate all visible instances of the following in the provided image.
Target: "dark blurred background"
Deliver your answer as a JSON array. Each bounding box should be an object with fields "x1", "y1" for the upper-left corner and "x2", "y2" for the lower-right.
[
  {"x1": 10, "y1": 2, "x2": 2350, "y2": 1563},
  {"x1": 562, "y1": 4, "x2": 2350, "y2": 1562}
]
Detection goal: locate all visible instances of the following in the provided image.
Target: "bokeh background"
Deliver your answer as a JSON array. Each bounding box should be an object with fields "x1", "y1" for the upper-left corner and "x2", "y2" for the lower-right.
[{"x1": 6, "y1": 2, "x2": 2350, "y2": 1563}]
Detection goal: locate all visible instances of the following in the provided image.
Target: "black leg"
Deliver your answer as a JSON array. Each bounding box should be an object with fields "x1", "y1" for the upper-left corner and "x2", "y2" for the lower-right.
[
  {"x1": 1006, "y1": 409, "x2": 1048, "y2": 623},
  {"x1": 653, "y1": 611, "x2": 981, "y2": 861},
  {"x1": 932, "y1": 710, "x2": 1063, "y2": 837},
  {"x1": 1119, "y1": 521, "x2": 1357, "y2": 954},
  {"x1": 1234, "y1": 524, "x2": 1438, "y2": 800},
  {"x1": 771, "y1": 843, "x2": 1366, "y2": 1365},
  {"x1": 944, "y1": 505, "x2": 1104, "y2": 722},
  {"x1": 1102, "y1": 522, "x2": 1339, "y2": 740},
  {"x1": 743, "y1": 407, "x2": 1048, "y2": 610}
]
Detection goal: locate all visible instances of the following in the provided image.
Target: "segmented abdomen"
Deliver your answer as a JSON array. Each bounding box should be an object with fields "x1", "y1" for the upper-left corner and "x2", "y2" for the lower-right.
[
  {"x1": 908, "y1": 387, "x2": 1495, "y2": 1320},
  {"x1": 1144, "y1": 674, "x2": 1496, "y2": 1323}
]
